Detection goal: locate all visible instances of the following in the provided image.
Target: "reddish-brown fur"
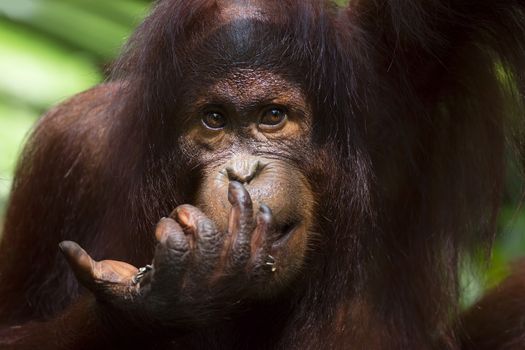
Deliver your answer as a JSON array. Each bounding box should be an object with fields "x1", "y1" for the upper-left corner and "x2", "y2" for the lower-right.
[{"x1": 1, "y1": 0, "x2": 525, "y2": 348}]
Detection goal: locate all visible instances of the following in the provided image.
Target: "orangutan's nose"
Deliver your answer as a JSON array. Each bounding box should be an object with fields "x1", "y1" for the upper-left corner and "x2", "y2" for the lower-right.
[{"x1": 224, "y1": 158, "x2": 266, "y2": 184}]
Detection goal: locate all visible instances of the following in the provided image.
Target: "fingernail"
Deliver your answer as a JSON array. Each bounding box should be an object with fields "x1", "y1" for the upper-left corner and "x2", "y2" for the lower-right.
[
  {"x1": 177, "y1": 210, "x2": 190, "y2": 226},
  {"x1": 259, "y1": 204, "x2": 271, "y2": 214}
]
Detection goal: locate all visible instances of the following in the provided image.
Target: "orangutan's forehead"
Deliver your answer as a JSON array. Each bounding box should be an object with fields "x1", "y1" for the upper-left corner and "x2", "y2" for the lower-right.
[
  {"x1": 212, "y1": 70, "x2": 300, "y2": 99},
  {"x1": 187, "y1": 69, "x2": 306, "y2": 110}
]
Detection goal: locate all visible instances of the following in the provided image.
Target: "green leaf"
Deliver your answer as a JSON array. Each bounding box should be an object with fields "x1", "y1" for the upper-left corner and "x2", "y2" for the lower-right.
[
  {"x1": 0, "y1": 0, "x2": 144, "y2": 60},
  {"x1": 0, "y1": 20, "x2": 102, "y2": 109}
]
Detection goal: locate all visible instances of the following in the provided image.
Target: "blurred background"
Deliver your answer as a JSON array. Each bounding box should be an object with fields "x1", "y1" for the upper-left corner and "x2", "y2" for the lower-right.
[
  {"x1": 0, "y1": 0, "x2": 523, "y2": 308},
  {"x1": 0, "y1": 0, "x2": 151, "y2": 212}
]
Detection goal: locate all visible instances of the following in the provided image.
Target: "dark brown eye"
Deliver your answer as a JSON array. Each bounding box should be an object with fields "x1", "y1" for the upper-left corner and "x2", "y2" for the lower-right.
[
  {"x1": 202, "y1": 112, "x2": 227, "y2": 130},
  {"x1": 259, "y1": 107, "x2": 287, "y2": 129}
]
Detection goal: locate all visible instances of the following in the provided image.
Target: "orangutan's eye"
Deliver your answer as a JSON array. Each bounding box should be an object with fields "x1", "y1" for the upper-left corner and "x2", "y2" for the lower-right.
[
  {"x1": 202, "y1": 112, "x2": 227, "y2": 130},
  {"x1": 259, "y1": 107, "x2": 287, "y2": 130}
]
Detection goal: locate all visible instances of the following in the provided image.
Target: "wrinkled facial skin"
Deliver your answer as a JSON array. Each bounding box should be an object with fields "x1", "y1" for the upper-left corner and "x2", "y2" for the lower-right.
[{"x1": 178, "y1": 70, "x2": 315, "y2": 295}]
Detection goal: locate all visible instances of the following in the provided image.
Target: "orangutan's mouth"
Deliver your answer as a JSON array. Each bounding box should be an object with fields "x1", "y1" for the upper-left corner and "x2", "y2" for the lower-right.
[{"x1": 272, "y1": 220, "x2": 301, "y2": 247}]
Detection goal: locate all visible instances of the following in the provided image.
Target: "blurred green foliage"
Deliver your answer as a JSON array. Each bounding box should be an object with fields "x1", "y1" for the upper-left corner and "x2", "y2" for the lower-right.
[
  {"x1": 0, "y1": 0, "x2": 523, "y2": 308},
  {"x1": 0, "y1": 0, "x2": 150, "y2": 215}
]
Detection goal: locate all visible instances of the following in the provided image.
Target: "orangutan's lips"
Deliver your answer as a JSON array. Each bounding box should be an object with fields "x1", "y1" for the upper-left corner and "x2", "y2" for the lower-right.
[{"x1": 273, "y1": 220, "x2": 300, "y2": 246}]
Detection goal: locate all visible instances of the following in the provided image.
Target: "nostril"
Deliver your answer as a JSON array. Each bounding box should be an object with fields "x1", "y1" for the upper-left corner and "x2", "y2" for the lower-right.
[
  {"x1": 225, "y1": 167, "x2": 240, "y2": 182},
  {"x1": 225, "y1": 167, "x2": 255, "y2": 184},
  {"x1": 225, "y1": 160, "x2": 263, "y2": 184}
]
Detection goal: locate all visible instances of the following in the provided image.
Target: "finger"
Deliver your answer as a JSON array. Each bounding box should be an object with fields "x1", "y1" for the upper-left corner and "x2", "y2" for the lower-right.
[
  {"x1": 251, "y1": 204, "x2": 273, "y2": 258},
  {"x1": 94, "y1": 260, "x2": 139, "y2": 285},
  {"x1": 59, "y1": 241, "x2": 96, "y2": 289},
  {"x1": 60, "y1": 241, "x2": 140, "y2": 300},
  {"x1": 249, "y1": 204, "x2": 276, "y2": 276},
  {"x1": 227, "y1": 181, "x2": 255, "y2": 268},
  {"x1": 152, "y1": 217, "x2": 190, "y2": 282},
  {"x1": 175, "y1": 205, "x2": 222, "y2": 260},
  {"x1": 155, "y1": 217, "x2": 177, "y2": 243}
]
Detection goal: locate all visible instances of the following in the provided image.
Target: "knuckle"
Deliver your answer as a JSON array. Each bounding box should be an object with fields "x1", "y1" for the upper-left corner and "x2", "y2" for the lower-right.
[
  {"x1": 238, "y1": 193, "x2": 252, "y2": 207},
  {"x1": 165, "y1": 235, "x2": 189, "y2": 252},
  {"x1": 176, "y1": 204, "x2": 195, "y2": 212},
  {"x1": 197, "y1": 220, "x2": 216, "y2": 235},
  {"x1": 167, "y1": 247, "x2": 191, "y2": 261}
]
